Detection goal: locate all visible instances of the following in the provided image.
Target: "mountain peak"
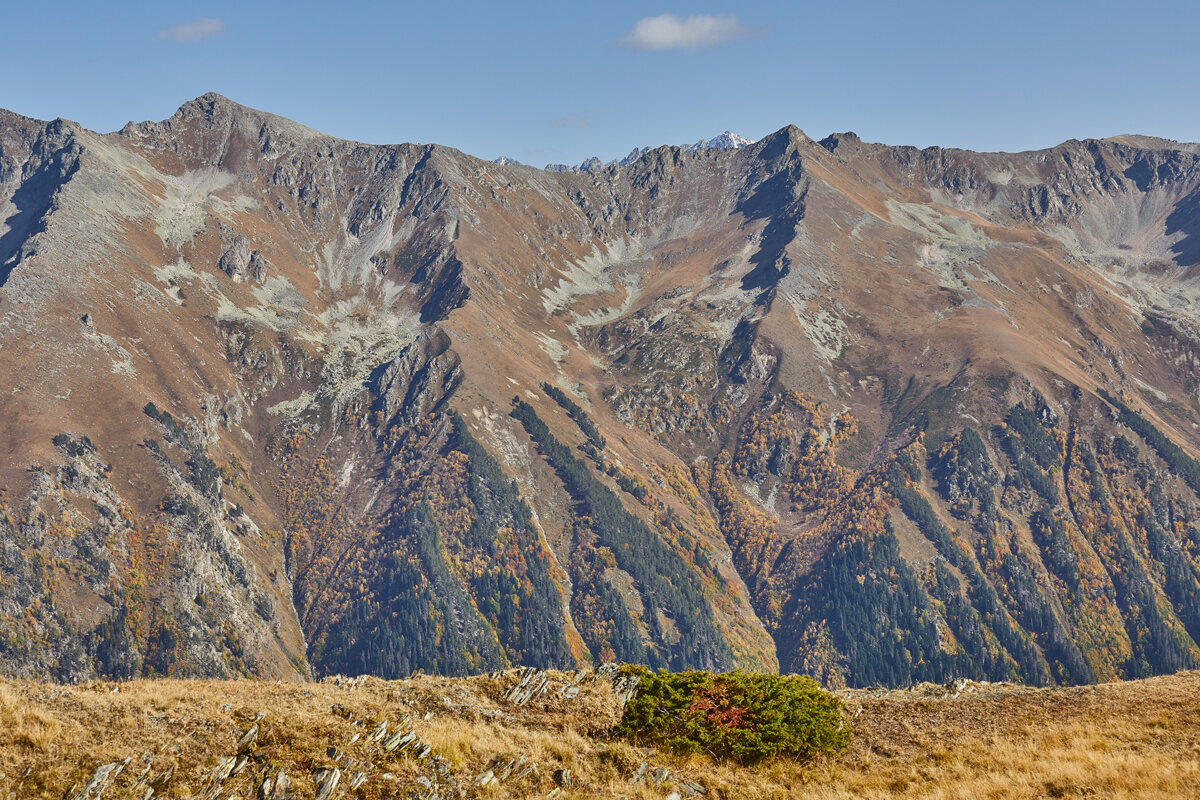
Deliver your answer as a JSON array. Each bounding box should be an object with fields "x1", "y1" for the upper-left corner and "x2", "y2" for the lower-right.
[
  {"x1": 684, "y1": 131, "x2": 757, "y2": 152},
  {"x1": 172, "y1": 92, "x2": 240, "y2": 120},
  {"x1": 193, "y1": 91, "x2": 236, "y2": 107},
  {"x1": 162, "y1": 92, "x2": 323, "y2": 142},
  {"x1": 770, "y1": 124, "x2": 810, "y2": 143}
]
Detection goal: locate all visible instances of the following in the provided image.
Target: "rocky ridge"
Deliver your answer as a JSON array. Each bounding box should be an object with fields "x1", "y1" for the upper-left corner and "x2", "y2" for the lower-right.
[{"x1": 543, "y1": 129, "x2": 756, "y2": 172}]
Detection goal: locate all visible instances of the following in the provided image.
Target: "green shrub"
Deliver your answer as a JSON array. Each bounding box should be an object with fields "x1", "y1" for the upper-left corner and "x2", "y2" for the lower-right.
[
  {"x1": 615, "y1": 667, "x2": 850, "y2": 763},
  {"x1": 52, "y1": 432, "x2": 96, "y2": 458}
]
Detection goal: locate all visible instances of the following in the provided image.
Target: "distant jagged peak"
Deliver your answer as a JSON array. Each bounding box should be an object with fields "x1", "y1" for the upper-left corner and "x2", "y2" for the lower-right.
[
  {"x1": 543, "y1": 157, "x2": 603, "y2": 173},
  {"x1": 617, "y1": 146, "x2": 653, "y2": 166},
  {"x1": 543, "y1": 154, "x2": 623, "y2": 173},
  {"x1": 542, "y1": 130, "x2": 758, "y2": 173},
  {"x1": 493, "y1": 155, "x2": 522, "y2": 166},
  {"x1": 683, "y1": 131, "x2": 757, "y2": 152}
]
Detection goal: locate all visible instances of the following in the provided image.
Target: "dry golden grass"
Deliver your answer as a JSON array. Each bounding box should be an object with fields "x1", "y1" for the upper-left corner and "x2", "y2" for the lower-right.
[
  {"x1": 0, "y1": 669, "x2": 1197, "y2": 798},
  {"x1": 0, "y1": 684, "x2": 59, "y2": 752}
]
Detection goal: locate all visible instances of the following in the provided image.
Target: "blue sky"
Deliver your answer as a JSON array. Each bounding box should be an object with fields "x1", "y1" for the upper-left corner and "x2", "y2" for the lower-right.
[{"x1": 5, "y1": 1, "x2": 1199, "y2": 166}]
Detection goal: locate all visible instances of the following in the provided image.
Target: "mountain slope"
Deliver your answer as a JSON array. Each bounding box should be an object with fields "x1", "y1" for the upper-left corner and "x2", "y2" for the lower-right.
[{"x1": 4, "y1": 94, "x2": 1200, "y2": 686}]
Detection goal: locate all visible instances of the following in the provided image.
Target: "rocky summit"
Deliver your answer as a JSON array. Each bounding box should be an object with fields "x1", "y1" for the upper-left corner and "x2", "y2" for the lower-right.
[{"x1": 3, "y1": 93, "x2": 1200, "y2": 688}]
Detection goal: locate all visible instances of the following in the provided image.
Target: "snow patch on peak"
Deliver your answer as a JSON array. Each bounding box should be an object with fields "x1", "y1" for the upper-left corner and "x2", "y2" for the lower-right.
[{"x1": 684, "y1": 131, "x2": 756, "y2": 152}]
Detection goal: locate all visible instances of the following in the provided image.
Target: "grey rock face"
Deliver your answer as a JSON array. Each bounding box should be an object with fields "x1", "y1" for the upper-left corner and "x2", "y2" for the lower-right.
[
  {"x1": 370, "y1": 328, "x2": 462, "y2": 425},
  {"x1": 247, "y1": 250, "x2": 269, "y2": 282},
  {"x1": 218, "y1": 236, "x2": 251, "y2": 281},
  {"x1": 262, "y1": 769, "x2": 289, "y2": 799},
  {"x1": 313, "y1": 767, "x2": 340, "y2": 800},
  {"x1": 66, "y1": 758, "x2": 128, "y2": 800}
]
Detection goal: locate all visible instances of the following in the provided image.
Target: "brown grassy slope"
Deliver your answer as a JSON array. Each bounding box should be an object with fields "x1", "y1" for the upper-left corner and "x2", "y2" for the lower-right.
[{"x1": 0, "y1": 669, "x2": 1198, "y2": 799}]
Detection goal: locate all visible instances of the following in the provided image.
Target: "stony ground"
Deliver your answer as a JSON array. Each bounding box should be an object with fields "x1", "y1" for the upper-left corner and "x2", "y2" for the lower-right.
[{"x1": 1, "y1": 667, "x2": 1198, "y2": 799}]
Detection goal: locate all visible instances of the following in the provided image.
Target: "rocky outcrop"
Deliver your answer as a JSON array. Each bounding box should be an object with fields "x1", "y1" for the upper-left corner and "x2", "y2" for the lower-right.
[
  {"x1": 217, "y1": 235, "x2": 251, "y2": 280},
  {"x1": 370, "y1": 328, "x2": 461, "y2": 425}
]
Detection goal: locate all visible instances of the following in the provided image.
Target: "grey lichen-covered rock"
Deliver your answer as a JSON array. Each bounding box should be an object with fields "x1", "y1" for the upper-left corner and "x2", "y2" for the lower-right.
[
  {"x1": 67, "y1": 758, "x2": 129, "y2": 800},
  {"x1": 148, "y1": 764, "x2": 174, "y2": 793},
  {"x1": 649, "y1": 767, "x2": 674, "y2": 786},
  {"x1": 205, "y1": 755, "x2": 236, "y2": 786},
  {"x1": 504, "y1": 667, "x2": 552, "y2": 706},
  {"x1": 218, "y1": 235, "x2": 251, "y2": 281},
  {"x1": 611, "y1": 674, "x2": 641, "y2": 704},
  {"x1": 313, "y1": 767, "x2": 340, "y2": 800},
  {"x1": 381, "y1": 729, "x2": 416, "y2": 752},
  {"x1": 370, "y1": 328, "x2": 462, "y2": 425},
  {"x1": 235, "y1": 721, "x2": 259, "y2": 754},
  {"x1": 248, "y1": 250, "x2": 269, "y2": 282},
  {"x1": 259, "y1": 769, "x2": 289, "y2": 800},
  {"x1": 324, "y1": 674, "x2": 368, "y2": 690}
]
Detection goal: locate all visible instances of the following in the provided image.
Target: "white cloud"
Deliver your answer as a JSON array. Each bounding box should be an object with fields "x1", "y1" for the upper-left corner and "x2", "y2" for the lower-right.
[
  {"x1": 553, "y1": 114, "x2": 590, "y2": 129},
  {"x1": 157, "y1": 18, "x2": 227, "y2": 43},
  {"x1": 620, "y1": 14, "x2": 754, "y2": 51}
]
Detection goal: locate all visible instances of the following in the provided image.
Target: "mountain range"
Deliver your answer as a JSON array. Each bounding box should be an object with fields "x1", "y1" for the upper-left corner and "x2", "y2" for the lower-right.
[
  {"x1": 3, "y1": 93, "x2": 1200, "y2": 688},
  {"x1": 538, "y1": 129, "x2": 756, "y2": 172}
]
